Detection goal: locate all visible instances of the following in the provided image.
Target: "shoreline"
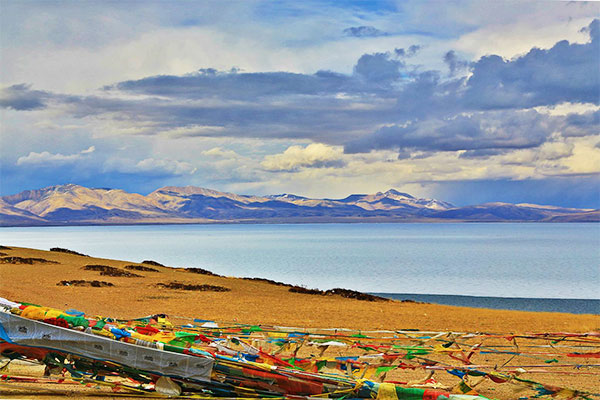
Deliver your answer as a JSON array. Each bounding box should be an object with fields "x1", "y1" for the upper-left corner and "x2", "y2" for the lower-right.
[
  {"x1": 0, "y1": 246, "x2": 597, "y2": 332},
  {"x1": 373, "y1": 292, "x2": 600, "y2": 315},
  {"x1": 3, "y1": 218, "x2": 600, "y2": 228}
]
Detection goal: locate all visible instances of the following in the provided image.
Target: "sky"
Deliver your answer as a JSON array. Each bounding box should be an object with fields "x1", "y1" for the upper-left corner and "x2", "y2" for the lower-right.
[{"x1": 0, "y1": 0, "x2": 599, "y2": 207}]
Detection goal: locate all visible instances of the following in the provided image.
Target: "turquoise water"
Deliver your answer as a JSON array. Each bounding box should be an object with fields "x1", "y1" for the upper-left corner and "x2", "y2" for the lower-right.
[{"x1": 1, "y1": 223, "x2": 598, "y2": 303}]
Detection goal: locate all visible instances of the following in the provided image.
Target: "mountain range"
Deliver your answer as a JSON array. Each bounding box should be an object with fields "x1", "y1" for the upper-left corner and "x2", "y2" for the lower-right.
[{"x1": 0, "y1": 184, "x2": 598, "y2": 226}]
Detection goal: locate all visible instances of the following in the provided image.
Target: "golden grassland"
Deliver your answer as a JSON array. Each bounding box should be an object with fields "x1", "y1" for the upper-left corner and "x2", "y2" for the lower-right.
[{"x1": 0, "y1": 246, "x2": 598, "y2": 399}]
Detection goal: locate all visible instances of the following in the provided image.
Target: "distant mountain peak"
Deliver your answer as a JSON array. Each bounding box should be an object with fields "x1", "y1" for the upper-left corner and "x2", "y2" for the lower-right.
[
  {"x1": 383, "y1": 189, "x2": 415, "y2": 198},
  {"x1": 43, "y1": 183, "x2": 83, "y2": 193},
  {"x1": 38, "y1": 183, "x2": 116, "y2": 194},
  {"x1": 267, "y1": 193, "x2": 309, "y2": 201},
  {"x1": 151, "y1": 185, "x2": 269, "y2": 205},
  {"x1": 155, "y1": 185, "x2": 208, "y2": 193},
  {"x1": 153, "y1": 185, "x2": 232, "y2": 198}
]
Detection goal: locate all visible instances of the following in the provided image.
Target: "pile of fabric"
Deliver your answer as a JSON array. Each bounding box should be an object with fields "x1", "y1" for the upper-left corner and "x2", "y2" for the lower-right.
[{"x1": 0, "y1": 298, "x2": 597, "y2": 399}]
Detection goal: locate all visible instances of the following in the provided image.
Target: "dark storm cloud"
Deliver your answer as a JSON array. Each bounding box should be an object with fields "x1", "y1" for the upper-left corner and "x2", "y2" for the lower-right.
[
  {"x1": 344, "y1": 110, "x2": 556, "y2": 154},
  {"x1": 343, "y1": 26, "x2": 389, "y2": 38},
  {"x1": 109, "y1": 55, "x2": 409, "y2": 101},
  {"x1": 562, "y1": 110, "x2": 600, "y2": 137},
  {"x1": 46, "y1": 87, "x2": 396, "y2": 143},
  {"x1": 110, "y1": 69, "x2": 362, "y2": 100},
  {"x1": 343, "y1": 19, "x2": 599, "y2": 153},
  {"x1": 0, "y1": 84, "x2": 50, "y2": 110},
  {"x1": 353, "y1": 52, "x2": 404, "y2": 84},
  {"x1": 463, "y1": 21, "x2": 599, "y2": 110}
]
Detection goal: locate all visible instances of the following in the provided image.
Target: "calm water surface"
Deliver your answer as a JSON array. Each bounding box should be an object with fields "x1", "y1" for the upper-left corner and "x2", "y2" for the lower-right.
[
  {"x1": 1, "y1": 223, "x2": 598, "y2": 309},
  {"x1": 374, "y1": 293, "x2": 599, "y2": 314}
]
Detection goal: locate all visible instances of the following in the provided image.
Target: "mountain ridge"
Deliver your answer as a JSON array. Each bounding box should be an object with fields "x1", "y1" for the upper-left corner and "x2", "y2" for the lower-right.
[{"x1": 1, "y1": 184, "x2": 598, "y2": 226}]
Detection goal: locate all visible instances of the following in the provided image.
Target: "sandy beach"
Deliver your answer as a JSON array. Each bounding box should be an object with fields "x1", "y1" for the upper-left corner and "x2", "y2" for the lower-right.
[{"x1": 0, "y1": 246, "x2": 598, "y2": 399}]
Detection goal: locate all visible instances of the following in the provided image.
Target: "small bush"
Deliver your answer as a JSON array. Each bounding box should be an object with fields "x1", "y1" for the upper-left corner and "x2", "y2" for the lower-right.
[
  {"x1": 185, "y1": 267, "x2": 220, "y2": 276},
  {"x1": 156, "y1": 281, "x2": 230, "y2": 292},
  {"x1": 242, "y1": 277, "x2": 289, "y2": 286},
  {"x1": 50, "y1": 247, "x2": 89, "y2": 256},
  {"x1": 83, "y1": 264, "x2": 142, "y2": 277},
  {"x1": 142, "y1": 260, "x2": 165, "y2": 267},
  {"x1": 125, "y1": 264, "x2": 160, "y2": 272},
  {"x1": 57, "y1": 280, "x2": 114, "y2": 287},
  {"x1": 289, "y1": 286, "x2": 389, "y2": 302},
  {"x1": 0, "y1": 256, "x2": 57, "y2": 264}
]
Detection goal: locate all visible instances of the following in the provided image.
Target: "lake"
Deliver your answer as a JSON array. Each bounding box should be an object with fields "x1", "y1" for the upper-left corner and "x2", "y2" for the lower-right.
[{"x1": 1, "y1": 223, "x2": 598, "y2": 313}]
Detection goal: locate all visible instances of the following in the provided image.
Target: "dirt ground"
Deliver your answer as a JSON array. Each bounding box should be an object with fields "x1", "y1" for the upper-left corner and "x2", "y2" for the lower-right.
[{"x1": 0, "y1": 246, "x2": 598, "y2": 399}]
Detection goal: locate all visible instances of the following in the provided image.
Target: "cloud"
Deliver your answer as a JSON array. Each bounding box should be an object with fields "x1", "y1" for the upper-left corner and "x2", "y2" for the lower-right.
[
  {"x1": 262, "y1": 143, "x2": 345, "y2": 171},
  {"x1": 16, "y1": 146, "x2": 95, "y2": 165},
  {"x1": 0, "y1": 84, "x2": 49, "y2": 110},
  {"x1": 537, "y1": 141, "x2": 574, "y2": 161},
  {"x1": 345, "y1": 110, "x2": 557, "y2": 154},
  {"x1": 6, "y1": 19, "x2": 592, "y2": 148},
  {"x1": 463, "y1": 21, "x2": 599, "y2": 109},
  {"x1": 108, "y1": 68, "x2": 362, "y2": 100},
  {"x1": 497, "y1": 140, "x2": 574, "y2": 166},
  {"x1": 458, "y1": 148, "x2": 510, "y2": 159},
  {"x1": 580, "y1": 17, "x2": 599, "y2": 41},
  {"x1": 353, "y1": 52, "x2": 403, "y2": 84},
  {"x1": 96, "y1": 19, "x2": 597, "y2": 131},
  {"x1": 81, "y1": 145, "x2": 96, "y2": 154},
  {"x1": 342, "y1": 19, "x2": 599, "y2": 154},
  {"x1": 443, "y1": 50, "x2": 469, "y2": 75},
  {"x1": 394, "y1": 45, "x2": 421, "y2": 57},
  {"x1": 563, "y1": 110, "x2": 600, "y2": 137},
  {"x1": 202, "y1": 147, "x2": 239, "y2": 159},
  {"x1": 104, "y1": 157, "x2": 197, "y2": 177},
  {"x1": 343, "y1": 26, "x2": 389, "y2": 38},
  {"x1": 135, "y1": 158, "x2": 197, "y2": 175}
]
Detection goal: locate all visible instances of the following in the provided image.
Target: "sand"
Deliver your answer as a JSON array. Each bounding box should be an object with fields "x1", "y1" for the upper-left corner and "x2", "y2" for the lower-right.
[{"x1": 0, "y1": 246, "x2": 598, "y2": 399}]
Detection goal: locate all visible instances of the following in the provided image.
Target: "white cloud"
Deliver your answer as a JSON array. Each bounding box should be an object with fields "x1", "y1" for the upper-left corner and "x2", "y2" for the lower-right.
[
  {"x1": 202, "y1": 147, "x2": 240, "y2": 159},
  {"x1": 161, "y1": 125, "x2": 226, "y2": 137},
  {"x1": 562, "y1": 137, "x2": 600, "y2": 175},
  {"x1": 537, "y1": 141, "x2": 574, "y2": 161},
  {"x1": 80, "y1": 145, "x2": 95, "y2": 154},
  {"x1": 261, "y1": 143, "x2": 345, "y2": 171},
  {"x1": 238, "y1": 135, "x2": 597, "y2": 198},
  {"x1": 451, "y1": 2, "x2": 597, "y2": 60},
  {"x1": 16, "y1": 145, "x2": 95, "y2": 165},
  {"x1": 534, "y1": 102, "x2": 600, "y2": 117},
  {"x1": 104, "y1": 157, "x2": 197, "y2": 176},
  {"x1": 136, "y1": 158, "x2": 197, "y2": 175}
]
